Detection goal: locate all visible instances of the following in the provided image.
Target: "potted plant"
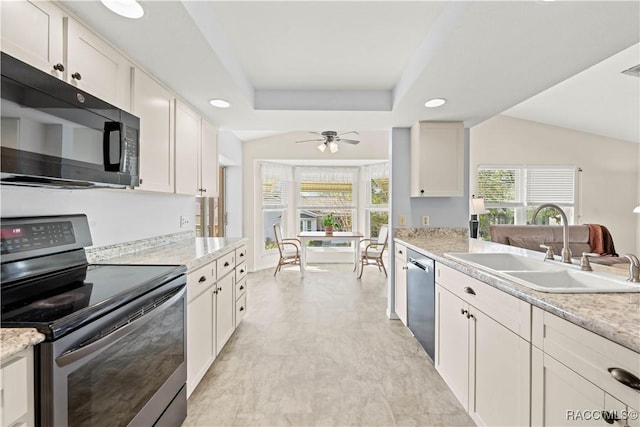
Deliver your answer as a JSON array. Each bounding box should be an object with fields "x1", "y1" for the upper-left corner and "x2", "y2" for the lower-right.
[{"x1": 322, "y1": 213, "x2": 339, "y2": 235}]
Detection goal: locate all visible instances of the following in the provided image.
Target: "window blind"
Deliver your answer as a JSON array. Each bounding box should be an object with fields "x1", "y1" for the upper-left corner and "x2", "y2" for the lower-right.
[
  {"x1": 526, "y1": 167, "x2": 575, "y2": 204},
  {"x1": 296, "y1": 167, "x2": 358, "y2": 209},
  {"x1": 261, "y1": 163, "x2": 291, "y2": 208}
]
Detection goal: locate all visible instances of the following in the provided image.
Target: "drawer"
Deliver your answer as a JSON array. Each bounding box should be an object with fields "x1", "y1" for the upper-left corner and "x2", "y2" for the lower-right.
[
  {"x1": 235, "y1": 293, "x2": 247, "y2": 325},
  {"x1": 235, "y1": 245, "x2": 247, "y2": 265},
  {"x1": 235, "y1": 277, "x2": 247, "y2": 300},
  {"x1": 395, "y1": 242, "x2": 407, "y2": 262},
  {"x1": 216, "y1": 251, "x2": 235, "y2": 280},
  {"x1": 236, "y1": 262, "x2": 247, "y2": 283},
  {"x1": 534, "y1": 307, "x2": 640, "y2": 408},
  {"x1": 187, "y1": 261, "x2": 216, "y2": 302},
  {"x1": 436, "y1": 263, "x2": 531, "y2": 340}
]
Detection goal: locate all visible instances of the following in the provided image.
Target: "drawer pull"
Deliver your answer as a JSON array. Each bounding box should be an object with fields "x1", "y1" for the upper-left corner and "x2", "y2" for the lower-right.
[
  {"x1": 53, "y1": 63, "x2": 65, "y2": 72},
  {"x1": 240, "y1": 252, "x2": 245, "y2": 257},
  {"x1": 461, "y1": 309, "x2": 468, "y2": 315},
  {"x1": 239, "y1": 306, "x2": 244, "y2": 312},
  {"x1": 224, "y1": 262, "x2": 230, "y2": 267},
  {"x1": 608, "y1": 367, "x2": 640, "y2": 391},
  {"x1": 71, "y1": 72, "x2": 82, "y2": 80},
  {"x1": 399, "y1": 250, "x2": 403, "y2": 254},
  {"x1": 240, "y1": 269, "x2": 245, "y2": 274},
  {"x1": 239, "y1": 285, "x2": 244, "y2": 290},
  {"x1": 198, "y1": 276, "x2": 206, "y2": 283},
  {"x1": 466, "y1": 312, "x2": 474, "y2": 319},
  {"x1": 463, "y1": 286, "x2": 476, "y2": 295}
]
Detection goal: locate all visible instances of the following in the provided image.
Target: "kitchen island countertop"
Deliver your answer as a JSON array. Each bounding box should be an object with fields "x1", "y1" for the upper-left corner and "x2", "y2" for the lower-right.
[{"x1": 394, "y1": 229, "x2": 640, "y2": 353}]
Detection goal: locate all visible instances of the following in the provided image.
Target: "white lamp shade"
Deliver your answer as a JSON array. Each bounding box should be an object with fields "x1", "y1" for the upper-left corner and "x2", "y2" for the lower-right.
[
  {"x1": 317, "y1": 143, "x2": 326, "y2": 152},
  {"x1": 634, "y1": 205, "x2": 640, "y2": 213},
  {"x1": 470, "y1": 197, "x2": 487, "y2": 215},
  {"x1": 328, "y1": 141, "x2": 339, "y2": 153}
]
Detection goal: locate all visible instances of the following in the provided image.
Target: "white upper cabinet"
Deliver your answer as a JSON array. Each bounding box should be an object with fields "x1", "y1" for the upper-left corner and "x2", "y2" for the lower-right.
[
  {"x1": 175, "y1": 100, "x2": 201, "y2": 195},
  {"x1": 132, "y1": 68, "x2": 175, "y2": 193},
  {"x1": 200, "y1": 120, "x2": 219, "y2": 197},
  {"x1": 1, "y1": 1, "x2": 131, "y2": 109},
  {"x1": 1, "y1": 0, "x2": 64, "y2": 77},
  {"x1": 65, "y1": 19, "x2": 131, "y2": 109},
  {"x1": 410, "y1": 121, "x2": 465, "y2": 197}
]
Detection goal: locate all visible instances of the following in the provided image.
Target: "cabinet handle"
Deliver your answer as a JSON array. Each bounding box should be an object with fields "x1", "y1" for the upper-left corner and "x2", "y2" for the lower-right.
[
  {"x1": 608, "y1": 367, "x2": 640, "y2": 391},
  {"x1": 461, "y1": 309, "x2": 468, "y2": 315},
  {"x1": 602, "y1": 411, "x2": 620, "y2": 424},
  {"x1": 218, "y1": 287, "x2": 222, "y2": 292},
  {"x1": 53, "y1": 63, "x2": 65, "y2": 72},
  {"x1": 224, "y1": 262, "x2": 230, "y2": 267},
  {"x1": 203, "y1": 188, "x2": 207, "y2": 192},
  {"x1": 239, "y1": 306, "x2": 244, "y2": 311},
  {"x1": 240, "y1": 269, "x2": 245, "y2": 274},
  {"x1": 420, "y1": 189, "x2": 424, "y2": 194},
  {"x1": 402, "y1": 266, "x2": 408, "y2": 270},
  {"x1": 399, "y1": 250, "x2": 403, "y2": 254},
  {"x1": 71, "y1": 72, "x2": 82, "y2": 80},
  {"x1": 466, "y1": 312, "x2": 474, "y2": 319},
  {"x1": 239, "y1": 285, "x2": 244, "y2": 290},
  {"x1": 463, "y1": 286, "x2": 476, "y2": 295},
  {"x1": 240, "y1": 253, "x2": 245, "y2": 257},
  {"x1": 198, "y1": 276, "x2": 206, "y2": 283}
]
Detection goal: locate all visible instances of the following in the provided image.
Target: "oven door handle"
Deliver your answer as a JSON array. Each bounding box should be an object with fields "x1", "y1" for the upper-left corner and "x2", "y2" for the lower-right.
[{"x1": 56, "y1": 287, "x2": 185, "y2": 368}]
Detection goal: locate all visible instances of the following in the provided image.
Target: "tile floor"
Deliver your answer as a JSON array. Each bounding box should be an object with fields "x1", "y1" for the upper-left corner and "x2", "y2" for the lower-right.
[{"x1": 183, "y1": 263, "x2": 474, "y2": 427}]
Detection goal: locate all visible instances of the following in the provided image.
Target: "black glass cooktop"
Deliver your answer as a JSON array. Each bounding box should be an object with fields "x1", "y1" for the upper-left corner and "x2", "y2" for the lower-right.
[{"x1": 1, "y1": 263, "x2": 186, "y2": 339}]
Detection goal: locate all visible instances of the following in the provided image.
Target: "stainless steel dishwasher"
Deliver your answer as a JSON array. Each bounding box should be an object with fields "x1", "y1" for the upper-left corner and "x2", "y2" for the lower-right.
[{"x1": 406, "y1": 248, "x2": 436, "y2": 360}]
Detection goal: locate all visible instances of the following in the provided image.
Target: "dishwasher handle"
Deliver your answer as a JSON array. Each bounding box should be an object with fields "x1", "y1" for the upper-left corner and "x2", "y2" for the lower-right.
[{"x1": 408, "y1": 258, "x2": 431, "y2": 273}]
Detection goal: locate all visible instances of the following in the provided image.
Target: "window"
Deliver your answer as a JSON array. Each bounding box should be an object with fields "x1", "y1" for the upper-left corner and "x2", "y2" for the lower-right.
[
  {"x1": 476, "y1": 165, "x2": 576, "y2": 239},
  {"x1": 363, "y1": 163, "x2": 389, "y2": 238},
  {"x1": 261, "y1": 163, "x2": 292, "y2": 250},
  {"x1": 296, "y1": 167, "x2": 358, "y2": 248}
]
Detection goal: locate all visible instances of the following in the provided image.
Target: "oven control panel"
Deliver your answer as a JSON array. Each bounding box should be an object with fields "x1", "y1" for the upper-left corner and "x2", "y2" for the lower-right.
[{"x1": 1, "y1": 221, "x2": 76, "y2": 255}]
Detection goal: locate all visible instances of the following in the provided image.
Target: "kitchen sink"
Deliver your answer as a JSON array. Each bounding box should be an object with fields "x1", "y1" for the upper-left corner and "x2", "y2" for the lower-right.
[
  {"x1": 445, "y1": 252, "x2": 560, "y2": 272},
  {"x1": 445, "y1": 252, "x2": 639, "y2": 293},
  {"x1": 506, "y1": 270, "x2": 640, "y2": 293}
]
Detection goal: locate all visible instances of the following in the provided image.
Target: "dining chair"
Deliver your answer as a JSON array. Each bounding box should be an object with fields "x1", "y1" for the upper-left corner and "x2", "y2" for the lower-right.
[
  {"x1": 357, "y1": 225, "x2": 389, "y2": 279},
  {"x1": 273, "y1": 223, "x2": 301, "y2": 276}
]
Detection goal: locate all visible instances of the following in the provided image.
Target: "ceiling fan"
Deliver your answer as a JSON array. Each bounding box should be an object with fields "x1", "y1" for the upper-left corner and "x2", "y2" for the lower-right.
[{"x1": 296, "y1": 131, "x2": 360, "y2": 153}]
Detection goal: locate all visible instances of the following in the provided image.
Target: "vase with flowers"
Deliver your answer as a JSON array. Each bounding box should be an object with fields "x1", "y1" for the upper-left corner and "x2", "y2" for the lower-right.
[{"x1": 322, "y1": 213, "x2": 339, "y2": 235}]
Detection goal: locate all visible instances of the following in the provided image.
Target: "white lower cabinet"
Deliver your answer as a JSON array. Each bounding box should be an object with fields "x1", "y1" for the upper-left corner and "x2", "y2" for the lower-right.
[
  {"x1": 435, "y1": 263, "x2": 531, "y2": 427},
  {"x1": 186, "y1": 244, "x2": 248, "y2": 398},
  {"x1": 215, "y1": 273, "x2": 234, "y2": 354},
  {"x1": 394, "y1": 243, "x2": 408, "y2": 326},
  {"x1": 531, "y1": 307, "x2": 640, "y2": 427},
  {"x1": 0, "y1": 348, "x2": 34, "y2": 427}
]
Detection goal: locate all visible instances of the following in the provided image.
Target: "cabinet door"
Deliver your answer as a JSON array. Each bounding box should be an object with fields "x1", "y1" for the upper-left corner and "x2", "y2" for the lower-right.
[
  {"x1": 394, "y1": 255, "x2": 408, "y2": 326},
  {"x1": 1, "y1": 0, "x2": 64, "y2": 76},
  {"x1": 469, "y1": 308, "x2": 530, "y2": 427},
  {"x1": 65, "y1": 19, "x2": 131, "y2": 109},
  {"x1": 532, "y1": 349, "x2": 605, "y2": 426},
  {"x1": 435, "y1": 285, "x2": 469, "y2": 410},
  {"x1": 132, "y1": 68, "x2": 175, "y2": 193},
  {"x1": 215, "y1": 273, "x2": 235, "y2": 354},
  {"x1": 175, "y1": 100, "x2": 200, "y2": 195},
  {"x1": 410, "y1": 122, "x2": 464, "y2": 197},
  {"x1": 0, "y1": 348, "x2": 34, "y2": 427},
  {"x1": 186, "y1": 288, "x2": 214, "y2": 397},
  {"x1": 200, "y1": 120, "x2": 219, "y2": 197}
]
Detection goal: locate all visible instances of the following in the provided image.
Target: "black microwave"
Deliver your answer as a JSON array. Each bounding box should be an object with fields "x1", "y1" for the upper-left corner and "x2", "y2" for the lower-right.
[{"x1": 0, "y1": 52, "x2": 140, "y2": 188}]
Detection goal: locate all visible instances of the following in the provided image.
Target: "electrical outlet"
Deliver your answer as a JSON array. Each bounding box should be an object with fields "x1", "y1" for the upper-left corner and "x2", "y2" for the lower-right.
[
  {"x1": 422, "y1": 215, "x2": 429, "y2": 226},
  {"x1": 180, "y1": 215, "x2": 190, "y2": 228},
  {"x1": 399, "y1": 215, "x2": 406, "y2": 226}
]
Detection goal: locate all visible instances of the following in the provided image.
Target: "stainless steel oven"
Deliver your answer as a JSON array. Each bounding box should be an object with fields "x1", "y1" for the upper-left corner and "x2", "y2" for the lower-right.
[{"x1": 1, "y1": 215, "x2": 187, "y2": 427}]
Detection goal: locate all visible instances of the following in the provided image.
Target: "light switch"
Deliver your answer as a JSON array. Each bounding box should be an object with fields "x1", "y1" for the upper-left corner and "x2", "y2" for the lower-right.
[{"x1": 399, "y1": 215, "x2": 406, "y2": 226}]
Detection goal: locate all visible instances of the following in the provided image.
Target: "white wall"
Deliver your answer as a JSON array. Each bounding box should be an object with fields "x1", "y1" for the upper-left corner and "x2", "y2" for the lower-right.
[
  {"x1": 470, "y1": 115, "x2": 640, "y2": 254},
  {"x1": 242, "y1": 131, "x2": 390, "y2": 271},
  {"x1": 218, "y1": 130, "x2": 243, "y2": 237},
  {"x1": 1, "y1": 186, "x2": 194, "y2": 248}
]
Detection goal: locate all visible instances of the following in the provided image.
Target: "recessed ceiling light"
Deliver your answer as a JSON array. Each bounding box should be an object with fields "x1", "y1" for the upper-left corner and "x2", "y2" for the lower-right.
[
  {"x1": 101, "y1": 0, "x2": 144, "y2": 19},
  {"x1": 424, "y1": 98, "x2": 446, "y2": 108},
  {"x1": 209, "y1": 99, "x2": 231, "y2": 108}
]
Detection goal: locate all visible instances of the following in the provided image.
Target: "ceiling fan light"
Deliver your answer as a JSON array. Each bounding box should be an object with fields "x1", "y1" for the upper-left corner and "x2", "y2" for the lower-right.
[
  {"x1": 317, "y1": 143, "x2": 326, "y2": 152},
  {"x1": 425, "y1": 98, "x2": 446, "y2": 108},
  {"x1": 100, "y1": 0, "x2": 144, "y2": 19},
  {"x1": 634, "y1": 205, "x2": 640, "y2": 213},
  {"x1": 328, "y1": 141, "x2": 339, "y2": 153}
]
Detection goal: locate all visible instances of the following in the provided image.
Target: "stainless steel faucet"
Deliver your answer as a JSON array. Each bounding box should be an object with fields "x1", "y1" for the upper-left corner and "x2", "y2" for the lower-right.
[
  {"x1": 623, "y1": 254, "x2": 640, "y2": 283},
  {"x1": 530, "y1": 203, "x2": 572, "y2": 264}
]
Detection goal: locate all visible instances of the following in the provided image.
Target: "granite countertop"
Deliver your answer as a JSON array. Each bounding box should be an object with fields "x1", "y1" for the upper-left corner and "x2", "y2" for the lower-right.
[
  {"x1": 393, "y1": 228, "x2": 640, "y2": 354},
  {"x1": 1, "y1": 329, "x2": 45, "y2": 361},
  {"x1": 95, "y1": 237, "x2": 248, "y2": 271}
]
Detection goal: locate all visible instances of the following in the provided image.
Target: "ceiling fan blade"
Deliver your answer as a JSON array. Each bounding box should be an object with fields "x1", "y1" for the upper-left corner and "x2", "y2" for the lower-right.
[
  {"x1": 339, "y1": 131, "x2": 360, "y2": 137},
  {"x1": 296, "y1": 138, "x2": 325, "y2": 143},
  {"x1": 340, "y1": 139, "x2": 360, "y2": 145},
  {"x1": 309, "y1": 131, "x2": 323, "y2": 135}
]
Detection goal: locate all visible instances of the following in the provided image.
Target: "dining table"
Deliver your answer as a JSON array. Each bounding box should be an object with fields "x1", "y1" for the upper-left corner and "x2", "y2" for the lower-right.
[{"x1": 297, "y1": 231, "x2": 364, "y2": 277}]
